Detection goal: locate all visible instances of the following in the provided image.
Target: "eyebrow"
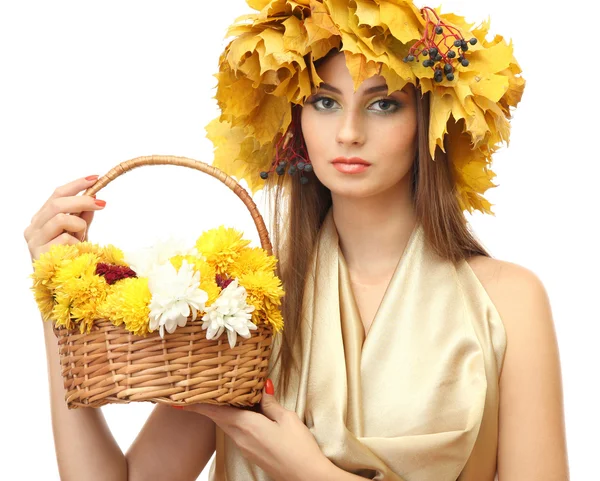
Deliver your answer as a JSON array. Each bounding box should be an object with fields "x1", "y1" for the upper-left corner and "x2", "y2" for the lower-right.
[{"x1": 314, "y1": 82, "x2": 402, "y2": 95}]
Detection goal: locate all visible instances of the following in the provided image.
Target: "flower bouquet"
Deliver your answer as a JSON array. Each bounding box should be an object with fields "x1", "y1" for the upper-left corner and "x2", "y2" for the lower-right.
[{"x1": 30, "y1": 155, "x2": 284, "y2": 408}]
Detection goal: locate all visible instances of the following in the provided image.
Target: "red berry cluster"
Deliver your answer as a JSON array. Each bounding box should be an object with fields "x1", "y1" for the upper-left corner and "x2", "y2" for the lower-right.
[
  {"x1": 403, "y1": 6, "x2": 477, "y2": 82},
  {"x1": 96, "y1": 263, "x2": 137, "y2": 285}
]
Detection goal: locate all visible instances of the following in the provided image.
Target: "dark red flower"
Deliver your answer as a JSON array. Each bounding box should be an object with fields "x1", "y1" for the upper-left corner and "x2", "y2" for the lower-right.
[
  {"x1": 96, "y1": 263, "x2": 137, "y2": 285},
  {"x1": 215, "y1": 273, "x2": 233, "y2": 290}
]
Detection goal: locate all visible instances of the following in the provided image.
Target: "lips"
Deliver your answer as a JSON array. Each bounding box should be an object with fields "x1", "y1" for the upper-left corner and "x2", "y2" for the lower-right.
[
  {"x1": 331, "y1": 157, "x2": 371, "y2": 175},
  {"x1": 331, "y1": 157, "x2": 372, "y2": 165}
]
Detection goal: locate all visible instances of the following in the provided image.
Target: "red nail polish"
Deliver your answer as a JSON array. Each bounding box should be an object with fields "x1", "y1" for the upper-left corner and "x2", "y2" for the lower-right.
[
  {"x1": 94, "y1": 199, "x2": 106, "y2": 207},
  {"x1": 85, "y1": 175, "x2": 99, "y2": 181},
  {"x1": 265, "y1": 378, "x2": 274, "y2": 395}
]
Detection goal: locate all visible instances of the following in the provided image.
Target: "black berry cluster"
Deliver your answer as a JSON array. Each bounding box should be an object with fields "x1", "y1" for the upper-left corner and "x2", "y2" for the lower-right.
[
  {"x1": 403, "y1": 33, "x2": 477, "y2": 82},
  {"x1": 259, "y1": 105, "x2": 313, "y2": 186},
  {"x1": 402, "y1": 7, "x2": 479, "y2": 84},
  {"x1": 260, "y1": 160, "x2": 312, "y2": 185}
]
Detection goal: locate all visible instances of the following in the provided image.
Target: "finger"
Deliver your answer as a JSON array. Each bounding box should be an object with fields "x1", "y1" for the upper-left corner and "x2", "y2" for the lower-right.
[
  {"x1": 78, "y1": 210, "x2": 95, "y2": 242},
  {"x1": 33, "y1": 194, "x2": 105, "y2": 231},
  {"x1": 28, "y1": 212, "x2": 89, "y2": 251},
  {"x1": 33, "y1": 232, "x2": 82, "y2": 260},
  {"x1": 29, "y1": 231, "x2": 81, "y2": 262},
  {"x1": 31, "y1": 175, "x2": 99, "y2": 226},
  {"x1": 185, "y1": 403, "x2": 256, "y2": 431},
  {"x1": 183, "y1": 402, "x2": 236, "y2": 420},
  {"x1": 258, "y1": 379, "x2": 284, "y2": 422},
  {"x1": 49, "y1": 175, "x2": 99, "y2": 201},
  {"x1": 260, "y1": 393, "x2": 286, "y2": 423}
]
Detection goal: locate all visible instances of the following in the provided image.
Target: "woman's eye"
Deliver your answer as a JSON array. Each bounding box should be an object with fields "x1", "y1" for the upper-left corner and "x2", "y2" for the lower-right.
[
  {"x1": 308, "y1": 96, "x2": 400, "y2": 114},
  {"x1": 310, "y1": 96, "x2": 338, "y2": 110},
  {"x1": 372, "y1": 99, "x2": 398, "y2": 113}
]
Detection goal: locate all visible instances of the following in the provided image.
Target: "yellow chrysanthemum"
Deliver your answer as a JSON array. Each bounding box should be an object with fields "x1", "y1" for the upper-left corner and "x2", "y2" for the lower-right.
[
  {"x1": 170, "y1": 254, "x2": 204, "y2": 271},
  {"x1": 75, "y1": 242, "x2": 128, "y2": 266},
  {"x1": 202, "y1": 279, "x2": 222, "y2": 307},
  {"x1": 51, "y1": 253, "x2": 109, "y2": 333},
  {"x1": 263, "y1": 304, "x2": 284, "y2": 333},
  {"x1": 170, "y1": 255, "x2": 222, "y2": 306},
  {"x1": 97, "y1": 277, "x2": 152, "y2": 336},
  {"x1": 31, "y1": 242, "x2": 129, "y2": 323},
  {"x1": 195, "y1": 226, "x2": 252, "y2": 274},
  {"x1": 98, "y1": 244, "x2": 127, "y2": 265},
  {"x1": 239, "y1": 270, "x2": 285, "y2": 307},
  {"x1": 30, "y1": 243, "x2": 81, "y2": 322},
  {"x1": 243, "y1": 299, "x2": 284, "y2": 332},
  {"x1": 238, "y1": 270, "x2": 285, "y2": 331},
  {"x1": 229, "y1": 247, "x2": 278, "y2": 278}
]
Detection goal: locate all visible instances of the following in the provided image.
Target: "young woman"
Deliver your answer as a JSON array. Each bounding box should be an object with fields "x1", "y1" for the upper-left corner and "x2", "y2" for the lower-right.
[{"x1": 24, "y1": 1, "x2": 569, "y2": 480}]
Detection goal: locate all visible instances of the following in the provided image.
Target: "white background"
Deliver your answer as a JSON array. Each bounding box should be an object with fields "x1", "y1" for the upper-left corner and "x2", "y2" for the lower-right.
[{"x1": 1, "y1": 1, "x2": 597, "y2": 479}]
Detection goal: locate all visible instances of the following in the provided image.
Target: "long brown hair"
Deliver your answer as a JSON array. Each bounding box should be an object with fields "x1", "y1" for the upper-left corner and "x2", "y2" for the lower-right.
[{"x1": 262, "y1": 56, "x2": 490, "y2": 398}]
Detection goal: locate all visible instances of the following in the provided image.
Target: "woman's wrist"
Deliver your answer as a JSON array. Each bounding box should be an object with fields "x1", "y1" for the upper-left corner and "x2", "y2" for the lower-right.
[{"x1": 297, "y1": 456, "x2": 371, "y2": 481}]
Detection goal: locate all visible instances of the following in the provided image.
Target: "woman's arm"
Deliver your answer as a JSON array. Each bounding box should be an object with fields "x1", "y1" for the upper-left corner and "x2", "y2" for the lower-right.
[
  {"x1": 471, "y1": 258, "x2": 570, "y2": 480},
  {"x1": 125, "y1": 405, "x2": 215, "y2": 481},
  {"x1": 43, "y1": 319, "x2": 128, "y2": 481},
  {"x1": 315, "y1": 461, "x2": 377, "y2": 480},
  {"x1": 45, "y1": 316, "x2": 216, "y2": 481}
]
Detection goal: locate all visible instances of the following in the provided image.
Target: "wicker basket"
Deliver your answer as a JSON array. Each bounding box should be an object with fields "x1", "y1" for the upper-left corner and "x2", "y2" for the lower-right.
[{"x1": 53, "y1": 155, "x2": 275, "y2": 409}]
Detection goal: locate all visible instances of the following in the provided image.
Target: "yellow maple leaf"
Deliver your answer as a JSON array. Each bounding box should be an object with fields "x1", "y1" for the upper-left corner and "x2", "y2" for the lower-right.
[
  {"x1": 429, "y1": 92, "x2": 454, "y2": 157},
  {"x1": 343, "y1": 50, "x2": 381, "y2": 91},
  {"x1": 378, "y1": 0, "x2": 423, "y2": 43},
  {"x1": 283, "y1": 16, "x2": 309, "y2": 54},
  {"x1": 354, "y1": 0, "x2": 380, "y2": 27}
]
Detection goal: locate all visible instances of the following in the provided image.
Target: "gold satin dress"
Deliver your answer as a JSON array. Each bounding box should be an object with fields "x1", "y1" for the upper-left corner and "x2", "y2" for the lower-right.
[{"x1": 209, "y1": 208, "x2": 506, "y2": 480}]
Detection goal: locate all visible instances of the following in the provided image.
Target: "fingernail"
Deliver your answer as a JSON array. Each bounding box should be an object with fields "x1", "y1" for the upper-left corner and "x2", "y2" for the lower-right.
[
  {"x1": 265, "y1": 378, "x2": 274, "y2": 396},
  {"x1": 85, "y1": 175, "x2": 99, "y2": 181},
  {"x1": 94, "y1": 199, "x2": 106, "y2": 207}
]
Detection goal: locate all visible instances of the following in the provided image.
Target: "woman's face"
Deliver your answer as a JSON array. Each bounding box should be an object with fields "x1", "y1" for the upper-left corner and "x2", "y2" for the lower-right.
[{"x1": 300, "y1": 51, "x2": 418, "y2": 199}]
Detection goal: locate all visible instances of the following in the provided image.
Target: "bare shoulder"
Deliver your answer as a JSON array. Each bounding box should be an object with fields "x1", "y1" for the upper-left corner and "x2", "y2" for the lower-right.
[
  {"x1": 465, "y1": 254, "x2": 547, "y2": 306},
  {"x1": 464, "y1": 255, "x2": 552, "y2": 344},
  {"x1": 464, "y1": 254, "x2": 554, "y2": 379},
  {"x1": 465, "y1": 255, "x2": 570, "y2": 480}
]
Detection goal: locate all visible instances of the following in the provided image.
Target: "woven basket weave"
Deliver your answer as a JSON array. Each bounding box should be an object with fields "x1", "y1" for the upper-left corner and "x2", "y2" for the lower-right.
[{"x1": 53, "y1": 155, "x2": 275, "y2": 409}]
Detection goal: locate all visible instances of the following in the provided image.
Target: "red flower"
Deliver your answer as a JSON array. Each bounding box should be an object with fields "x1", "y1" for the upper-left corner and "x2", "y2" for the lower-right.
[
  {"x1": 215, "y1": 273, "x2": 234, "y2": 290},
  {"x1": 96, "y1": 263, "x2": 137, "y2": 285}
]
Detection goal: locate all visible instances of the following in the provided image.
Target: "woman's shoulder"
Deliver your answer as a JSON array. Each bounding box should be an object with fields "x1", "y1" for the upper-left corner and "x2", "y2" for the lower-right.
[
  {"x1": 464, "y1": 255, "x2": 557, "y2": 382},
  {"x1": 463, "y1": 255, "x2": 552, "y2": 350},
  {"x1": 464, "y1": 255, "x2": 550, "y2": 318}
]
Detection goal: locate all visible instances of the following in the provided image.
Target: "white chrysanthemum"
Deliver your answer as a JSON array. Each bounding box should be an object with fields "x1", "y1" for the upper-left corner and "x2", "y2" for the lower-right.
[
  {"x1": 148, "y1": 260, "x2": 208, "y2": 337},
  {"x1": 124, "y1": 236, "x2": 199, "y2": 278},
  {"x1": 201, "y1": 278, "x2": 257, "y2": 349}
]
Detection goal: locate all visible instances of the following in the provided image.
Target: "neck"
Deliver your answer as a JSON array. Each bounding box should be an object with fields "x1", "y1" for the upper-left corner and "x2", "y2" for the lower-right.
[{"x1": 331, "y1": 179, "x2": 417, "y2": 285}]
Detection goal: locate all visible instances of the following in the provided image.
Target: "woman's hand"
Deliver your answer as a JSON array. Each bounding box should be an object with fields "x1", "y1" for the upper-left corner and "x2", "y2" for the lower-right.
[
  {"x1": 177, "y1": 379, "x2": 332, "y2": 481},
  {"x1": 24, "y1": 175, "x2": 106, "y2": 262}
]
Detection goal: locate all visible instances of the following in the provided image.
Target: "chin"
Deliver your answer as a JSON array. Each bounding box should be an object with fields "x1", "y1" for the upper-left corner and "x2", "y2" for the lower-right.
[
  {"x1": 323, "y1": 178, "x2": 379, "y2": 199},
  {"x1": 320, "y1": 172, "x2": 407, "y2": 200}
]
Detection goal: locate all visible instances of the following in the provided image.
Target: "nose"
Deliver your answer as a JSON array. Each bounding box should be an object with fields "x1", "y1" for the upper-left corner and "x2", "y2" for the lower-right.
[{"x1": 335, "y1": 107, "x2": 366, "y2": 146}]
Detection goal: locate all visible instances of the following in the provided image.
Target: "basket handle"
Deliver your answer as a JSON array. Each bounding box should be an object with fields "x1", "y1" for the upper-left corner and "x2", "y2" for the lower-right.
[{"x1": 79, "y1": 155, "x2": 273, "y2": 255}]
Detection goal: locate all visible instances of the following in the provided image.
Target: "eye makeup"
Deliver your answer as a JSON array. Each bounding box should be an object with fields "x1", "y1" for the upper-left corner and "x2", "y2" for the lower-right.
[{"x1": 305, "y1": 95, "x2": 403, "y2": 115}]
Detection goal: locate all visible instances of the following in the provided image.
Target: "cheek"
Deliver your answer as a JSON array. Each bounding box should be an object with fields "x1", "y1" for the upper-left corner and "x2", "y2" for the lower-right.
[
  {"x1": 378, "y1": 120, "x2": 418, "y2": 160},
  {"x1": 300, "y1": 112, "x2": 324, "y2": 155}
]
